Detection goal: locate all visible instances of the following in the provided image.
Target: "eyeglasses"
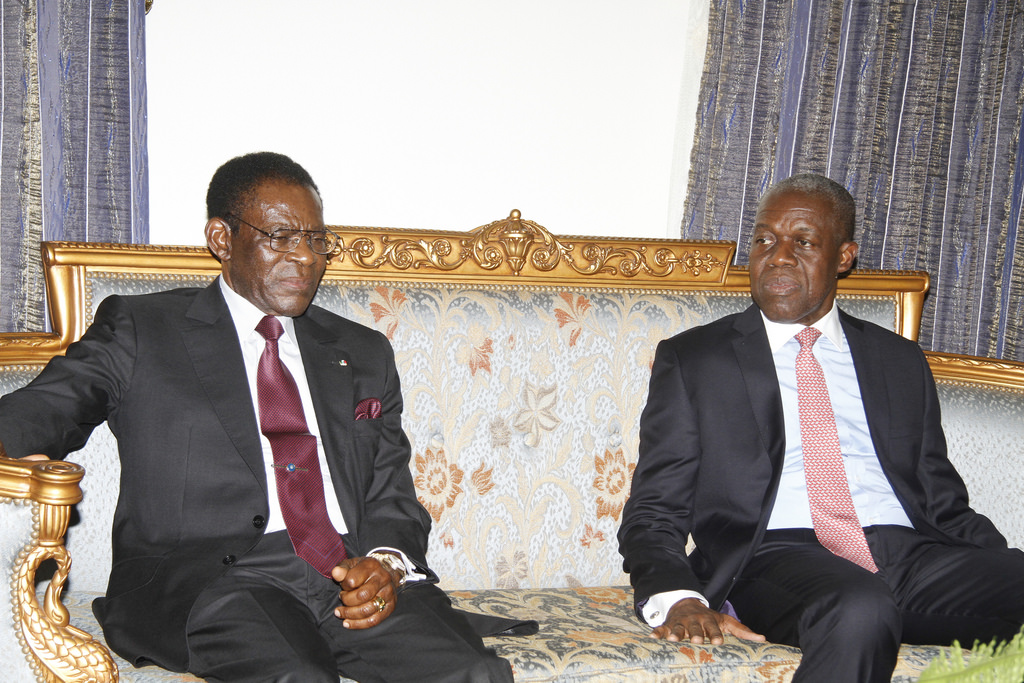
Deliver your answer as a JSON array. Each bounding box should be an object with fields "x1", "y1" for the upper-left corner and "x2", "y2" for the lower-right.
[{"x1": 226, "y1": 214, "x2": 340, "y2": 255}]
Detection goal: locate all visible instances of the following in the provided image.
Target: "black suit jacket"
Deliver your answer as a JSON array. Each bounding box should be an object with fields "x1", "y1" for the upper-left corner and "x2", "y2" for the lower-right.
[
  {"x1": 617, "y1": 304, "x2": 1007, "y2": 616},
  {"x1": 0, "y1": 281, "x2": 434, "y2": 670}
]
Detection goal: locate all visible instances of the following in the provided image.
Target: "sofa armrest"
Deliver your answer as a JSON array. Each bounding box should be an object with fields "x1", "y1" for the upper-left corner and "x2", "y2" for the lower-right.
[{"x1": 0, "y1": 456, "x2": 117, "y2": 682}]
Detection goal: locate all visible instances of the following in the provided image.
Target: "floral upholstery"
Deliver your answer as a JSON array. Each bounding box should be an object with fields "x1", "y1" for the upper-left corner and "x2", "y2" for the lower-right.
[{"x1": 329, "y1": 282, "x2": 752, "y2": 589}]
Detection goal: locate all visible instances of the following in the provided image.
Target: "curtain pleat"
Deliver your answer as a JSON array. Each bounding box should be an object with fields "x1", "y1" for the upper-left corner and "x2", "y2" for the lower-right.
[
  {"x1": 995, "y1": 49, "x2": 1024, "y2": 357},
  {"x1": 84, "y1": 0, "x2": 132, "y2": 243},
  {"x1": 685, "y1": 0, "x2": 1024, "y2": 360},
  {"x1": 1, "y1": 0, "x2": 46, "y2": 332},
  {"x1": 0, "y1": 0, "x2": 147, "y2": 333}
]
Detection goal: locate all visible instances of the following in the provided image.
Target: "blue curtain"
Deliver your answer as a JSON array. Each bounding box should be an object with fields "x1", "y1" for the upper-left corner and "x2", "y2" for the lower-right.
[
  {"x1": 683, "y1": 0, "x2": 1024, "y2": 360},
  {"x1": 0, "y1": 0, "x2": 148, "y2": 333}
]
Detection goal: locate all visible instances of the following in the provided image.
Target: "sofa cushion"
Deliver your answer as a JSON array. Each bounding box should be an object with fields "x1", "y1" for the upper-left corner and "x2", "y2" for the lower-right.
[{"x1": 59, "y1": 586, "x2": 948, "y2": 682}]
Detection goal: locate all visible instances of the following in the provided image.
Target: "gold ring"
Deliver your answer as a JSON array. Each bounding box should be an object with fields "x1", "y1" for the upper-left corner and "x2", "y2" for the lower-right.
[{"x1": 373, "y1": 595, "x2": 386, "y2": 613}]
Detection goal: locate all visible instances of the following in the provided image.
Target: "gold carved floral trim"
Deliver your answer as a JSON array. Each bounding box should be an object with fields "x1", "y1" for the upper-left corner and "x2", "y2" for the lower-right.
[{"x1": 334, "y1": 210, "x2": 735, "y2": 285}]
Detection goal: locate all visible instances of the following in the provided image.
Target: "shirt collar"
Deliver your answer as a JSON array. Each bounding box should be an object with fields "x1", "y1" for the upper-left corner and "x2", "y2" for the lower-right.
[
  {"x1": 218, "y1": 276, "x2": 297, "y2": 342},
  {"x1": 761, "y1": 302, "x2": 845, "y2": 353}
]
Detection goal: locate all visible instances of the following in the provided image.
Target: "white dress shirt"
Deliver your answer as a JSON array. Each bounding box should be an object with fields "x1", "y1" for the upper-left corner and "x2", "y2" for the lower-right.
[
  {"x1": 763, "y1": 304, "x2": 912, "y2": 530},
  {"x1": 220, "y1": 277, "x2": 349, "y2": 536}
]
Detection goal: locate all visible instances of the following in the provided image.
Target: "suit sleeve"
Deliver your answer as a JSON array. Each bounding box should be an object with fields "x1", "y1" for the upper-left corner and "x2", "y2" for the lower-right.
[
  {"x1": 0, "y1": 295, "x2": 135, "y2": 459},
  {"x1": 904, "y1": 347, "x2": 1008, "y2": 549},
  {"x1": 618, "y1": 338, "x2": 705, "y2": 608}
]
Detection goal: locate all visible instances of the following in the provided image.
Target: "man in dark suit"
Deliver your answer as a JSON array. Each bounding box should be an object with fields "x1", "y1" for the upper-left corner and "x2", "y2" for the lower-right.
[
  {"x1": 0, "y1": 152, "x2": 513, "y2": 682},
  {"x1": 618, "y1": 173, "x2": 1024, "y2": 682}
]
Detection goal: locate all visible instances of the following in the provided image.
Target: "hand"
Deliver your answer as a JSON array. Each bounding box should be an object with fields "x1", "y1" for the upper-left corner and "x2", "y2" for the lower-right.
[
  {"x1": 331, "y1": 555, "x2": 401, "y2": 629},
  {"x1": 20, "y1": 454, "x2": 50, "y2": 461},
  {"x1": 651, "y1": 598, "x2": 765, "y2": 645}
]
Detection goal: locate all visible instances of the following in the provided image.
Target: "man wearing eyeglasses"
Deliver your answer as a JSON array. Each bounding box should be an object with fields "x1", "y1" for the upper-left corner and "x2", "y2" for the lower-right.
[{"x1": 0, "y1": 152, "x2": 515, "y2": 682}]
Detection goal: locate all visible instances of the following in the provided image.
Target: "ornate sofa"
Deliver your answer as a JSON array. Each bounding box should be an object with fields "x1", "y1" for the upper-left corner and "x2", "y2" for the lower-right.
[{"x1": 2, "y1": 212, "x2": 1021, "y2": 682}]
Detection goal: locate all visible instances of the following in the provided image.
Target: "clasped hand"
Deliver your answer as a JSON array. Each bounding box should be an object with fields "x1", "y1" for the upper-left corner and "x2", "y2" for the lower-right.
[
  {"x1": 651, "y1": 597, "x2": 765, "y2": 645},
  {"x1": 332, "y1": 556, "x2": 402, "y2": 629}
]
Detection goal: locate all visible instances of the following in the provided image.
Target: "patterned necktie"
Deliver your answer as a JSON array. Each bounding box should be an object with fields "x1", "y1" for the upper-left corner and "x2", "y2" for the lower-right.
[
  {"x1": 795, "y1": 326, "x2": 879, "y2": 572},
  {"x1": 255, "y1": 315, "x2": 347, "y2": 576}
]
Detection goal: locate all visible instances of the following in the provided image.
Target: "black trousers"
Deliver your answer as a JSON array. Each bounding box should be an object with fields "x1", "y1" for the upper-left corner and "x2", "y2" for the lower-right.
[
  {"x1": 727, "y1": 526, "x2": 1024, "y2": 683},
  {"x1": 185, "y1": 531, "x2": 513, "y2": 683}
]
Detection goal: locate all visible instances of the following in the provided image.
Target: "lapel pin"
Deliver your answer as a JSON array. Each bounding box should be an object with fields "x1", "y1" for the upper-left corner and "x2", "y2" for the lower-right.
[{"x1": 338, "y1": 359, "x2": 348, "y2": 366}]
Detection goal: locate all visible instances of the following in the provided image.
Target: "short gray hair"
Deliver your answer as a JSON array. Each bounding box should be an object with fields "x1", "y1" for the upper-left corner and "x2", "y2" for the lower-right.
[{"x1": 759, "y1": 173, "x2": 856, "y2": 242}]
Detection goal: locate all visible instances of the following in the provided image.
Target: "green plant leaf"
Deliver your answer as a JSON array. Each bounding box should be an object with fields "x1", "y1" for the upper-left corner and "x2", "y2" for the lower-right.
[{"x1": 919, "y1": 629, "x2": 1024, "y2": 683}]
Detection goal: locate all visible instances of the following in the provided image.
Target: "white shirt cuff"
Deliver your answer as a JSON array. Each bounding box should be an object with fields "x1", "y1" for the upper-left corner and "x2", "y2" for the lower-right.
[
  {"x1": 642, "y1": 590, "x2": 710, "y2": 626},
  {"x1": 369, "y1": 546, "x2": 428, "y2": 583}
]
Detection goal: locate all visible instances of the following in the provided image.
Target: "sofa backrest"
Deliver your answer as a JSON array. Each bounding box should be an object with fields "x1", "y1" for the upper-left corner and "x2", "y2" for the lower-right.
[
  {"x1": 927, "y1": 352, "x2": 1024, "y2": 549},
  {"x1": 0, "y1": 212, "x2": 930, "y2": 593}
]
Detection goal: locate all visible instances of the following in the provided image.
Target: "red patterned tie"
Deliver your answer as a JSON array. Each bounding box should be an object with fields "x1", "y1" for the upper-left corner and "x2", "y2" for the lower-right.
[
  {"x1": 256, "y1": 315, "x2": 347, "y2": 576},
  {"x1": 795, "y1": 326, "x2": 879, "y2": 572}
]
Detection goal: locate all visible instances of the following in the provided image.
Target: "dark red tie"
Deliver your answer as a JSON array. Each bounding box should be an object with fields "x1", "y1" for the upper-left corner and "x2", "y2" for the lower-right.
[
  {"x1": 795, "y1": 327, "x2": 879, "y2": 572},
  {"x1": 255, "y1": 315, "x2": 347, "y2": 576}
]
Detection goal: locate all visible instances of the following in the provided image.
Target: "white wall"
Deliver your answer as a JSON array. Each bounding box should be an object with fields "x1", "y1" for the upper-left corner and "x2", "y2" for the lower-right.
[{"x1": 146, "y1": 1, "x2": 708, "y2": 245}]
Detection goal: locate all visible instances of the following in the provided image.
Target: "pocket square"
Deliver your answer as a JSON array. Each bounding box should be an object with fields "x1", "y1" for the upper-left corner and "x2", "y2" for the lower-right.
[{"x1": 355, "y1": 397, "x2": 382, "y2": 420}]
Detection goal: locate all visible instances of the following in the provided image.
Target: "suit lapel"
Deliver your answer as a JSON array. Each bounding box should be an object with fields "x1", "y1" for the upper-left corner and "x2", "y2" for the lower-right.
[
  {"x1": 295, "y1": 315, "x2": 358, "y2": 523},
  {"x1": 181, "y1": 285, "x2": 358, "y2": 521},
  {"x1": 181, "y1": 282, "x2": 266, "y2": 489},
  {"x1": 731, "y1": 305, "x2": 787, "y2": 478}
]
